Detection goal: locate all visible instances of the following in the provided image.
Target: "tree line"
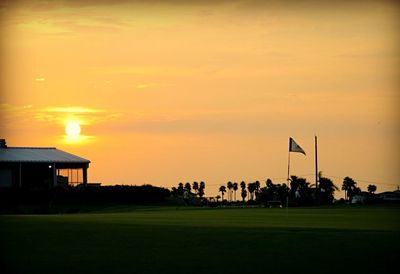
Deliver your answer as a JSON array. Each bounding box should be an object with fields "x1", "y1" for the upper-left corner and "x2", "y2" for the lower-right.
[{"x1": 171, "y1": 173, "x2": 378, "y2": 207}]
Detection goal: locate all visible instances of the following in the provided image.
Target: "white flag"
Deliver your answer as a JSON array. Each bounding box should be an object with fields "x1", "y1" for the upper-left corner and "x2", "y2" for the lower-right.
[{"x1": 289, "y1": 137, "x2": 306, "y2": 155}]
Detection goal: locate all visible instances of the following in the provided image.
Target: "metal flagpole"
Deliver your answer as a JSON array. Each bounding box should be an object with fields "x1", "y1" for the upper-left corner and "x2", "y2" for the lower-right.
[
  {"x1": 315, "y1": 135, "x2": 319, "y2": 201},
  {"x1": 287, "y1": 138, "x2": 291, "y2": 183},
  {"x1": 287, "y1": 138, "x2": 291, "y2": 213}
]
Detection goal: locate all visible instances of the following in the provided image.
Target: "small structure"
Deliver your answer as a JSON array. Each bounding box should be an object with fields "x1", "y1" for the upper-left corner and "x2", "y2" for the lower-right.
[
  {"x1": 0, "y1": 139, "x2": 90, "y2": 188},
  {"x1": 351, "y1": 191, "x2": 369, "y2": 204}
]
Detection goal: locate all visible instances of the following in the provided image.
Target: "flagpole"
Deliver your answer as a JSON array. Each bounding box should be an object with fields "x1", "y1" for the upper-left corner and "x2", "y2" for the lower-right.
[
  {"x1": 315, "y1": 135, "x2": 319, "y2": 194},
  {"x1": 287, "y1": 139, "x2": 291, "y2": 213},
  {"x1": 287, "y1": 139, "x2": 291, "y2": 183}
]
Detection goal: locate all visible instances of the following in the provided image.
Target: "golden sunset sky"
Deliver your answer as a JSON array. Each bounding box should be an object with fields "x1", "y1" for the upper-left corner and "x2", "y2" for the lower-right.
[{"x1": 1, "y1": 0, "x2": 399, "y2": 197}]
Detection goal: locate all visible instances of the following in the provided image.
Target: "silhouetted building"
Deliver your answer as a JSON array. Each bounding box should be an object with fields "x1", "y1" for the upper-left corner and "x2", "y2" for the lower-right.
[
  {"x1": 379, "y1": 190, "x2": 400, "y2": 202},
  {"x1": 351, "y1": 191, "x2": 369, "y2": 204},
  {"x1": 0, "y1": 139, "x2": 90, "y2": 188}
]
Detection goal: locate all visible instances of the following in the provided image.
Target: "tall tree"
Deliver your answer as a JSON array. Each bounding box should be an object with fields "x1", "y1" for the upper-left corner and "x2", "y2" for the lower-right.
[
  {"x1": 219, "y1": 185, "x2": 227, "y2": 201},
  {"x1": 240, "y1": 181, "x2": 247, "y2": 202},
  {"x1": 192, "y1": 181, "x2": 199, "y2": 195},
  {"x1": 177, "y1": 182, "x2": 184, "y2": 195},
  {"x1": 254, "y1": 180, "x2": 261, "y2": 199},
  {"x1": 247, "y1": 182, "x2": 256, "y2": 200},
  {"x1": 318, "y1": 173, "x2": 339, "y2": 204},
  {"x1": 184, "y1": 182, "x2": 191, "y2": 193},
  {"x1": 198, "y1": 181, "x2": 206, "y2": 198},
  {"x1": 241, "y1": 189, "x2": 247, "y2": 202},
  {"x1": 233, "y1": 182, "x2": 238, "y2": 201},
  {"x1": 266, "y1": 179, "x2": 273, "y2": 188},
  {"x1": 289, "y1": 176, "x2": 312, "y2": 205},
  {"x1": 342, "y1": 177, "x2": 357, "y2": 202},
  {"x1": 227, "y1": 181, "x2": 233, "y2": 201}
]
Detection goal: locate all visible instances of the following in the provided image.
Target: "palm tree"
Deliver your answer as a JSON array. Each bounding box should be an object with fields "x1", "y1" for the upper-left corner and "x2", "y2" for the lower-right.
[
  {"x1": 266, "y1": 178, "x2": 273, "y2": 188},
  {"x1": 227, "y1": 181, "x2": 233, "y2": 201},
  {"x1": 254, "y1": 180, "x2": 261, "y2": 199},
  {"x1": 184, "y1": 182, "x2": 192, "y2": 193},
  {"x1": 342, "y1": 177, "x2": 357, "y2": 201},
  {"x1": 367, "y1": 184, "x2": 377, "y2": 194},
  {"x1": 247, "y1": 182, "x2": 256, "y2": 200},
  {"x1": 233, "y1": 182, "x2": 238, "y2": 201},
  {"x1": 241, "y1": 189, "x2": 247, "y2": 202},
  {"x1": 198, "y1": 181, "x2": 205, "y2": 198},
  {"x1": 318, "y1": 173, "x2": 339, "y2": 204},
  {"x1": 177, "y1": 182, "x2": 184, "y2": 195},
  {"x1": 216, "y1": 195, "x2": 221, "y2": 202},
  {"x1": 240, "y1": 181, "x2": 246, "y2": 202},
  {"x1": 289, "y1": 176, "x2": 312, "y2": 205},
  {"x1": 192, "y1": 181, "x2": 199, "y2": 195},
  {"x1": 219, "y1": 185, "x2": 227, "y2": 201},
  {"x1": 319, "y1": 177, "x2": 339, "y2": 192}
]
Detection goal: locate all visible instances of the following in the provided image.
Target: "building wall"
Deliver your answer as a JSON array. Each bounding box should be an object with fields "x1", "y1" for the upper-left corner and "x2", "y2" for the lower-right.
[{"x1": 0, "y1": 169, "x2": 13, "y2": 187}]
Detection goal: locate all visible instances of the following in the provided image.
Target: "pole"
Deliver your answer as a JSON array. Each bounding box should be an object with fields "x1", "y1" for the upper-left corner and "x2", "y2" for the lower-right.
[
  {"x1": 18, "y1": 163, "x2": 22, "y2": 188},
  {"x1": 53, "y1": 163, "x2": 57, "y2": 187},
  {"x1": 315, "y1": 135, "x2": 318, "y2": 193},
  {"x1": 287, "y1": 139, "x2": 291, "y2": 183}
]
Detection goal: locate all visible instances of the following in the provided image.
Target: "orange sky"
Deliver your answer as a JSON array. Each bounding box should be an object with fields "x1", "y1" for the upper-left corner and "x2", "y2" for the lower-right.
[{"x1": 1, "y1": 0, "x2": 399, "y2": 197}]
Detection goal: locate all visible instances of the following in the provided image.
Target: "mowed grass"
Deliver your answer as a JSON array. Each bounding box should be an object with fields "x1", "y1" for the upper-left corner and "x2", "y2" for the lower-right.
[{"x1": 1, "y1": 206, "x2": 399, "y2": 274}]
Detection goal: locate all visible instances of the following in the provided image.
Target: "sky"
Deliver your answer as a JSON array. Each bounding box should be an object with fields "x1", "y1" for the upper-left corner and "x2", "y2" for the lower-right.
[{"x1": 0, "y1": 0, "x2": 399, "y2": 198}]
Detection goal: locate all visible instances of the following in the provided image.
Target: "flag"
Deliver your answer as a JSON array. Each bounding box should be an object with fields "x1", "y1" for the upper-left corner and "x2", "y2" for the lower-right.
[{"x1": 289, "y1": 137, "x2": 306, "y2": 155}]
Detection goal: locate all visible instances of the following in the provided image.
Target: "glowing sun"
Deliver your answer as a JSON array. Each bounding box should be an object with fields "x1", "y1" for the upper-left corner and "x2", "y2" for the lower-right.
[{"x1": 65, "y1": 121, "x2": 81, "y2": 138}]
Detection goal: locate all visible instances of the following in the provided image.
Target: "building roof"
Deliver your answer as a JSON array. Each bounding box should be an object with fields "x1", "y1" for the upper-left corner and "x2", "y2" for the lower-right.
[{"x1": 0, "y1": 147, "x2": 90, "y2": 164}]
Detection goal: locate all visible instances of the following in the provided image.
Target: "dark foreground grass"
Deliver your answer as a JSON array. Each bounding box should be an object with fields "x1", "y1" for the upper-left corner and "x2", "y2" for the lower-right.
[{"x1": 1, "y1": 206, "x2": 399, "y2": 274}]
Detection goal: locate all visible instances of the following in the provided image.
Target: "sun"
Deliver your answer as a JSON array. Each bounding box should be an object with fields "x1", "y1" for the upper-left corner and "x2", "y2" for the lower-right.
[{"x1": 65, "y1": 121, "x2": 81, "y2": 138}]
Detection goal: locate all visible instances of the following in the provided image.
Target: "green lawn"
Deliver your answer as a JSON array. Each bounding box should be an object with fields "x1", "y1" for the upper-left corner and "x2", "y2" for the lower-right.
[{"x1": 1, "y1": 206, "x2": 399, "y2": 274}]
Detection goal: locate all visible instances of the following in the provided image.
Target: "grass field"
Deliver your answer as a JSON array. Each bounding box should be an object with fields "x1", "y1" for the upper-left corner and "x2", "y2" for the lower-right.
[{"x1": 1, "y1": 205, "x2": 399, "y2": 274}]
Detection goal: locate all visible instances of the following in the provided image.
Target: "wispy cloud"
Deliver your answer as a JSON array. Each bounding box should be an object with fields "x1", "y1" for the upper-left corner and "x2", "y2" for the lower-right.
[
  {"x1": 45, "y1": 106, "x2": 103, "y2": 114},
  {"x1": 1, "y1": 104, "x2": 121, "y2": 127},
  {"x1": 136, "y1": 83, "x2": 158, "y2": 89},
  {"x1": 39, "y1": 106, "x2": 121, "y2": 126}
]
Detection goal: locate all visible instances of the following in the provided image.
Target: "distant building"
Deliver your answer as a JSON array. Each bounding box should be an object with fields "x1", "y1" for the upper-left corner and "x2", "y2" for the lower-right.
[
  {"x1": 379, "y1": 190, "x2": 400, "y2": 202},
  {"x1": 351, "y1": 191, "x2": 369, "y2": 204},
  {"x1": 0, "y1": 139, "x2": 90, "y2": 188}
]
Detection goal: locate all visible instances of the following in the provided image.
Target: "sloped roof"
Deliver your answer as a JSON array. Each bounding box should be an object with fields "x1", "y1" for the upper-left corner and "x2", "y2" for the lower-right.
[{"x1": 0, "y1": 147, "x2": 90, "y2": 164}]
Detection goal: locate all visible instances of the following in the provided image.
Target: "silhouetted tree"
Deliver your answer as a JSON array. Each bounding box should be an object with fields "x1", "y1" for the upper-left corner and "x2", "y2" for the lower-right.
[
  {"x1": 367, "y1": 184, "x2": 377, "y2": 194},
  {"x1": 254, "y1": 180, "x2": 261, "y2": 199},
  {"x1": 342, "y1": 177, "x2": 357, "y2": 202},
  {"x1": 219, "y1": 185, "x2": 227, "y2": 201},
  {"x1": 216, "y1": 195, "x2": 221, "y2": 202},
  {"x1": 177, "y1": 183, "x2": 184, "y2": 195},
  {"x1": 171, "y1": 187, "x2": 179, "y2": 197},
  {"x1": 227, "y1": 181, "x2": 233, "y2": 201},
  {"x1": 277, "y1": 184, "x2": 289, "y2": 203},
  {"x1": 192, "y1": 181, "x2": 199, "y2": 195},
  {"x1": 198, "y1": 181, "x2": 205, "y2": 198},
  {"x1": 247, "y1": 182, "x2": 256, "y2": 200},
  {"x1": 233, "y1": 182, "x2": 238, "y2": 201},
  {"x1": 257, "y1": 179, "x2": 289, "y2": 206},
  {"x1": 241, "y1": 189, "x2": 247, "y2": 202},
  {"x1": 240, "y1": 181, "x2": 247, "y2": 202},
  {"x1": 318, "y1": 172, "x2": 339, "y2": 204},
  {"x1": 184, "y1": 182, "x2": 191, "y2": 193},
  {"x1": 289, "y1": 176, "x2": 313, "y2": 205}
]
